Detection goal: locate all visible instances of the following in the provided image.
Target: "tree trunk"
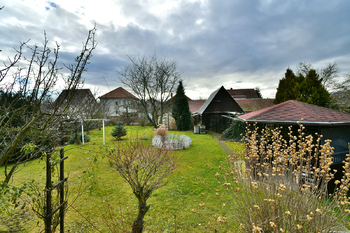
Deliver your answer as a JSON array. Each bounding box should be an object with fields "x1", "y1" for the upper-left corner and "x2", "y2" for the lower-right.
[{"x1": 132, "y1": 201, "x2": 150, "y2": 233}]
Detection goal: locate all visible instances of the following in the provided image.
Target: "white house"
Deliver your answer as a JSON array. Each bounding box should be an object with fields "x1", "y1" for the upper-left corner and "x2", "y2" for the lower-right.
[{"x1": 99, "y1": 87, "x2": 138, "y2": 118}]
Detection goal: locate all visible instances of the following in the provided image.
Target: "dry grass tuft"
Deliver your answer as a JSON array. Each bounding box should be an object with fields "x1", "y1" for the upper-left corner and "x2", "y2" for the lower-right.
[{"x1": 155, "y1": 124, "x2": 168, "y2": 137}]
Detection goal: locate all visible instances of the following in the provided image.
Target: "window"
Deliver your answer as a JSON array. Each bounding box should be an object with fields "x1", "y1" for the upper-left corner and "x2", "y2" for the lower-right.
[{"x1": 115, "y1": 101, "x2": 118, "y2": 105}]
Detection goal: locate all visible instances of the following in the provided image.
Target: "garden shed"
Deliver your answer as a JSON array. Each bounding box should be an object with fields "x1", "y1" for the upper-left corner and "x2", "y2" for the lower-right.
[
  {"x1": 196, "y1": 86, "x2": 245, "y2": 132},
  {"x1": 238, "y1": 100, "x2": 350, "y2": 191}
]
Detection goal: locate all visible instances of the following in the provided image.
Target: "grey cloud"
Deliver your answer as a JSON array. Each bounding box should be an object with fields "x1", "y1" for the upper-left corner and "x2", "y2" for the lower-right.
[{"x1": 2, "y1": 0, "x2": 350, "y2": 99}]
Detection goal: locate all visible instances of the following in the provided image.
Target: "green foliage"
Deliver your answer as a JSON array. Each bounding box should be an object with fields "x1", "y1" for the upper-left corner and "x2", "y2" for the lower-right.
[
  {"x1": 111, "y1": 122, "x2": 127, "y2": 140},
  {"x1": 0, "y1": 91, "x2": 34, "y2": 128},
  {"x1": 69, "y1": 133, "x2": 90, "y2": 144},
  {"x1": 296, "y1": 69, "x2": 331, "y2": 106},
  {"x1": 0, "y1": 127, "x2": 55, "y2": 164},
  {"x1": 274, "y1": 68, "x2": 331, "y2": 106},
  {"x1": 172, "y1": 81, "x2": 192, "y2": 131},
  {"x1": 274, "y1": 68, "x2": 300, "y2": 104},
  {"x1": 254, "y1": 87, "x2": 262, "y2": 98},
  {"x1": 0, "y1": 183, "x2": 28, "y2": 216},
  {"x1": 221, "y1": 119, "x2": 245, "y2": 142}
]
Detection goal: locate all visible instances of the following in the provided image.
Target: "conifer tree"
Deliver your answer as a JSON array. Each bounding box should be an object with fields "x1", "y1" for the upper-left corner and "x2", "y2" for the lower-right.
[
  {"x1": 297, "y1": 69, "x2": 331, "y2": 107},
  {"x1": 111, "y1": 122, "x2": 127, "y2": 140},
  {"x1": 274, "y1": 68, "x2": 331, "y2": 107},
  {"x1": 274, "y1": 68, "x2": 300, "y2": 104},
  {"x1": 172, "y1": 81, "x2": 192, "y2": 130}
]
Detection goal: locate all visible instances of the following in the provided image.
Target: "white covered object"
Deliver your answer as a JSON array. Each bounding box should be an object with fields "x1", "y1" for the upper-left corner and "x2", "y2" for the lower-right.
[{"x1": 152, "y1": 134, "x2": 192, "y2": 150}]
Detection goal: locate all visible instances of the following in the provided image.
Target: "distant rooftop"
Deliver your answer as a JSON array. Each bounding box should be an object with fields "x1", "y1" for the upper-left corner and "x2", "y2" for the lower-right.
[
  {"x1": 99, "y1": 87, "x2": 138, "y2": 99},
  {"x1": 54, "y1": 89, "x2": 95, "y2": 106},
  {"x1": 235, "y1": 99, "x2": 274, "y2": 112},
  {"x1": 226, "y1": 88, "x2": 259, "y2": 99},
  {"x1": 188, "y1": 100, "x2": 206, "y2": 113}
]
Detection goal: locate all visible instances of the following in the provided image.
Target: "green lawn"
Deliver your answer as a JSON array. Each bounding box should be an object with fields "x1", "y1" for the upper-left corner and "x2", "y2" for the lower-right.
[{"x1": 0, "y1": 126, "x2": 245, "y2": 232}]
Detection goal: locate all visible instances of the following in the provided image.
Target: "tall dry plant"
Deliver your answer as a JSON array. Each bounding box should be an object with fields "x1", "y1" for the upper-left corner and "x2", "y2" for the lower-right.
[
  {"x1": 155, "y1": 124, "x2": 168, "y2": 137},
  {"x1": 215, "y1": 123, "x2": 350, "y2": 232},
  {"x1": 107, "y1": 139, "x2": 176, "y2": 233}
]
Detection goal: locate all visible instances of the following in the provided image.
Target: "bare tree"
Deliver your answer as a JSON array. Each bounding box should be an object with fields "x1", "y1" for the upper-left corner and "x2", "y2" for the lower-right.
[
  {"x1": 296, "y1": 61, "x2": 312, "y2": 77},
  {"x1": 320, "y1": 62, "x2": 339, "y2": 87},
  {"x1": 107, "y1": 140, "x2": 176, "y2": 233},
  {"x1": 0, "y1": 27, "x2": 97, "y2": 186},
  {"x1": 118, "y1": 53, "x2": 182, "y2": 128},
  {"x1": 296, "y1": 61, "x2": 339, "y2": 89},
  {"x1": 331, "y1": 72, "x2": 350, "y2": 112}
]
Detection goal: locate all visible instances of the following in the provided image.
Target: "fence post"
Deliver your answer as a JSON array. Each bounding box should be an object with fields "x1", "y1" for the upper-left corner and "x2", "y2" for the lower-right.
[
  {"x1": 45, "y1": 152, "x2": 52, "y2": 233},
  {"x1": 59, "y1": 148, "x2": 65, "y2": 232}
]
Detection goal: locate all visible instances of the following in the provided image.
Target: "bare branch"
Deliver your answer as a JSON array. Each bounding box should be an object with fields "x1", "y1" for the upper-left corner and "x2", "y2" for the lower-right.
[
  {"x1": 0, "y1": 26, "x2": 97, "y2": 185},
  {"x1": 118, "y1": 52, "x2": 182, "y2": 128}
]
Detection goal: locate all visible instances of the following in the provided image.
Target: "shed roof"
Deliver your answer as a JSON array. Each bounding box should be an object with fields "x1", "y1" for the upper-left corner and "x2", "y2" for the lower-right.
[
  {"x1": 198, "y1": 86, "x2": 244, "y2": 114},
  {"x1": 238, "y1": 100, "x2": 350, "y2": 126},
  {"x1": 99, "y1": 87, "x2": 138, "y2": 99}
]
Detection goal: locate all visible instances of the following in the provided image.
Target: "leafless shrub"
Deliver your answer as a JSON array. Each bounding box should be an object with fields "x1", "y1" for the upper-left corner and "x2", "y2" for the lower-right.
[
  {"x1": 106, "y1": 139, "x2": 176, "y2": 233},
  {"x1": 215, "y1": 123, "x2": 350, "y2": 232}
]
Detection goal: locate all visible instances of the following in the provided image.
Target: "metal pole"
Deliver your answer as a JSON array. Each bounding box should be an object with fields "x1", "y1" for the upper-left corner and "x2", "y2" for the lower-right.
[
  {"x1": 103, "y1": 120, "x2": 105, "y2": 145},
  {"x1": 81, "y1": 120, "x2": 84, "y2": 145}
]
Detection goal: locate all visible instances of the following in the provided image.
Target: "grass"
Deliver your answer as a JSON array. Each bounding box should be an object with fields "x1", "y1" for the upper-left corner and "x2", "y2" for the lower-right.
[{"x1": 0, "y1": 126, "x2": 245, "y2": 232}]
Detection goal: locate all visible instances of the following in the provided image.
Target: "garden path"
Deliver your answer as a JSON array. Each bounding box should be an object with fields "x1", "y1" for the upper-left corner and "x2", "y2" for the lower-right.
[{"x1": 215, "y1": 138, "x2": 235, "y2": 156}]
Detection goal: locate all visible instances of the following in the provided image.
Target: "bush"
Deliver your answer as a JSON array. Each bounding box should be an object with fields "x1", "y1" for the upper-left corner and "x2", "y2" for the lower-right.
[
  {"x1": 155, "y1": 124, "x2": 168, "y2": 137},
  {"x1": 69, "y1": 133, "x2": 90, "y2": 144},
  {"x1": 214, "y1": 123, "x2": 350, "y2": 232},
  {"x1": 111, "y1": 122, "x2": 127, "y2": 140},
  {"x1": 221, "y1": 119, "x2": 245, "y2": 141}
]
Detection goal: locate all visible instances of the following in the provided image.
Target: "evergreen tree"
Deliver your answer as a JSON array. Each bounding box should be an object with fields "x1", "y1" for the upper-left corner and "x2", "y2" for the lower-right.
[
  {"x1": 274, "y1": 68, "x2": 301, "y2": 104},
  {"x1": 254, "y1": 87, "x2": 263, "y2": 98},
  {"x1": 172, "y1": 81, "x2": 192, "y2": 131},
  {"x1": 221, "y1": 119, "x2": 245, "y2": 142},
  {"x1": 111, "y1": 122, "x2": 127, "y2": 140},
  {"x1": 297, "y1": 69, "x2": 331, "y2": 107},
  {"x1": 274, "y1": 68, "x2": 330, "y2": 107}
]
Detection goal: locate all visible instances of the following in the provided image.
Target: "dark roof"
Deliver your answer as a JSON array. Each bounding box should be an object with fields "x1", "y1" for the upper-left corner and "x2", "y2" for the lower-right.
[
  {"x1": 168, "y1": 94, "x2": 192, "y2": 102},
  {"x1": 99, "y1": 87, "x2": 138, "y2": 99},
  {"x1": 54, "y1": 89, "x2": 95, "y2": 106},
  {"x1": 188, "y1": 100, "x2": 206, "y2": 113},
  {"x1": 238, "y1": 100, "x2": 350, "y2": 126},
  {"x1": 198, "y1": 86, "x2": 244, "y2": 114},
  {"x1": 235, "y1": 99, "x2": 274, "y2": 112},
  {"x1": 227, "y1": 88, "x2": 259, "y2": 99}
]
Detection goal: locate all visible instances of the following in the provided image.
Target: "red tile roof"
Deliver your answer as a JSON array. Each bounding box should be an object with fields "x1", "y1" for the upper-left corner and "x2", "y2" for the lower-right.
[
  {"x1": 99, "y1": 87, "x2": 138, "y2": 99},
  {"x1": 239, "y1": 100, "x2": 350, "y2": 126},
  {"x1": 188, "y1": 100, "x2": 206, "y2": 113}
]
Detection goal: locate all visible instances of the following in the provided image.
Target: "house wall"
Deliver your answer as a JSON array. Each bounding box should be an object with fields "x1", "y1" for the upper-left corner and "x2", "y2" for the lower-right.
[{"x1": 100, "y1": 98, "x2": 137, "y2": 117}]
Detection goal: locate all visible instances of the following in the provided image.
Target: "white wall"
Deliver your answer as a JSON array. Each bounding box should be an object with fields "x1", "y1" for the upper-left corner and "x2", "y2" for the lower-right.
[{"x1": 100, "y1": 98, "x2": 137, "y2": 117}]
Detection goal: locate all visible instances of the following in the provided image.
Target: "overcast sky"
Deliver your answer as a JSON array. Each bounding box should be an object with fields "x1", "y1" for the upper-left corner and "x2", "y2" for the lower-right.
[{"x1": 1, "y1": 0, "x2": 350, "y2": 99}]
